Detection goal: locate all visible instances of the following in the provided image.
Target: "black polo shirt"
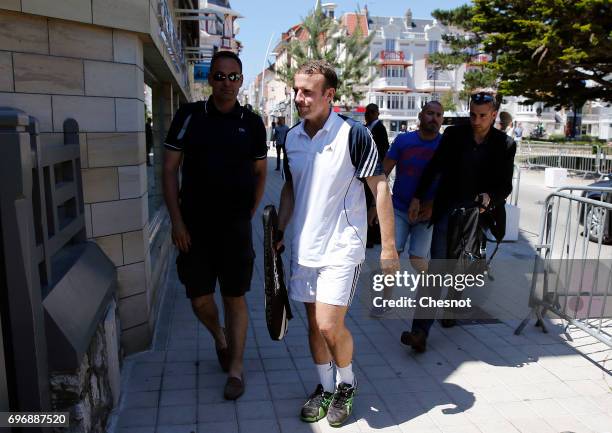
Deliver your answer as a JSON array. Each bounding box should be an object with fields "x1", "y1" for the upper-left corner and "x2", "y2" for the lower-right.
[
  {"x1": 415, "y1": 124, "x2": 516, "y2": 223},
  {"x1": 164, "y1": 99, "x2": 267, "y2": 229}
]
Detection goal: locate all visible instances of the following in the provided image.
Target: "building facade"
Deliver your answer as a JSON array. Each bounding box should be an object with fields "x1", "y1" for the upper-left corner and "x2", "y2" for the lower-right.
[
  {"x1": 261, "y1": 5, "x2": 468, "y2": 134},
  {"x1": 365, "y1": 9, "x2": 467, "y2": 135},
  {"x1": 0, "y1": 0, "x2": 197, "y2": 356}
]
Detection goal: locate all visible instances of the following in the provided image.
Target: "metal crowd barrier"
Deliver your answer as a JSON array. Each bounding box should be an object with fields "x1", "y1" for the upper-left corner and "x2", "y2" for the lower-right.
[
  {"x1": 518, "y1": 142, "x2": 601, "y2": 175},
  {"x1": 515, "y1": 186, "x2": 612, "y2": 348},
  {"x1": 511, "y1": 164, "x2": 521, "y2": 206},
  {"x1": 596, "y1": 145, "x2": 612, "y2": 178}
]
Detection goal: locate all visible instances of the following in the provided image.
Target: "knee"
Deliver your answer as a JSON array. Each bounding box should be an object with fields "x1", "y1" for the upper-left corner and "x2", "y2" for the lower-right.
[
  {"x1": 191, "y1": 294, "x2": 214, "y2": 312},
  {"x1": 223, "y1": 295, "x2": 247, "y2": 311},
  {"x1": 317, "y1": 320, "x2": 340, "y2": 342}
]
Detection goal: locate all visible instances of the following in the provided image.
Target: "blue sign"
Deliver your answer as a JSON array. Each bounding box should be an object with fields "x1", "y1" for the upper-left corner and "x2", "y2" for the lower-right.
[{"x1": 194, "y1": 62, "x2": 211, "y2": 82}]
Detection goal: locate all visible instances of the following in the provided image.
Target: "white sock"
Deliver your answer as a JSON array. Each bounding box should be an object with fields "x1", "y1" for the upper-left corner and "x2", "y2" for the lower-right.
[
  {"x1": 336, "y1": 363, "x2": 355, "y2": 387},
  {"x1": 316, "y1": 362, "x2": 335, "y2": 393}
]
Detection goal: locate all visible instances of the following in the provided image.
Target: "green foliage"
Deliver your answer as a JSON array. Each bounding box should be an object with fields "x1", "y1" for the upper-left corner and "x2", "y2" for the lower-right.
[
  {"x1": 458, "y1": 68, "x2": 498, "y2": 100},
  {"x1": 276, "y1": 4, "x2": 375, "y2": 106},
  {"x1": 428, "y1": 52, "x2": 469, "y2": 73},
  {"x1": 439, "y1": 91, "x2": 457, "y2": 112},
  {"x1": 433, "y1": 0, "x2": 612, "y2": 109}
]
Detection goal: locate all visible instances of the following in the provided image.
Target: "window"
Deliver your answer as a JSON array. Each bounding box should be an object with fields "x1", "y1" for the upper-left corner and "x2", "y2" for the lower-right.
[
  {"x1": 376, "y1": 95, "x2": 385, "y2": 109},
  {"x1": 518, "y1": 103, "x2": 533, "y2": 113},
  {"x1": 385, "y1": 39, "x2": 396, "y2": 52},
  {"x1": 388, "y1": 93, "x2": 404, "y2": 110},
  {"x1": 428, "y1": 40, "x2": 439, "y2": 53},
  {"x1": 406, "y1": 96, "x2": 416, "y2": 110},
  {"x1": 385, "y1": 66, "x2": 405, "y2": 78}
]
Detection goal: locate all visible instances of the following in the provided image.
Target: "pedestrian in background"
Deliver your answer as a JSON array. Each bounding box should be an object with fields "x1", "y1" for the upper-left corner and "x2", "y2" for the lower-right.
[{"x1": 401, "y1": 89, "x2": 516, "y2": 353}]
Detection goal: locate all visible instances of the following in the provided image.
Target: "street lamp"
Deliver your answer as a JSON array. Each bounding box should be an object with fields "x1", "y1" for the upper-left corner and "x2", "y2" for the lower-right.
[{"x1": 260, "y1": 33, "x2": 276, "y2": 117}]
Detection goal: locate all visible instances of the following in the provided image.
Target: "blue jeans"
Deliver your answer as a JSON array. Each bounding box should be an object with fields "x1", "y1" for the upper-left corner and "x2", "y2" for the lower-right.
[
  {"x1": 394, "y1": 207, "x2": 433, "y2": 258},
  {"x1": 411, "y1": 211, "x2": 450, "y2": 336}
]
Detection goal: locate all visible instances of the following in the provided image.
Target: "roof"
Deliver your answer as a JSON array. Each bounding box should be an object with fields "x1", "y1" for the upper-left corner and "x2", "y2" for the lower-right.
[
  {"x1": 368, "y1": 16, "x2": 434, "y2": 34},
  {"x1": 341, "y1": 12, "x2": 368, "y2": 36},
  {"x1": 208, "y1": 0, "x2": 231, "y2": 7}
]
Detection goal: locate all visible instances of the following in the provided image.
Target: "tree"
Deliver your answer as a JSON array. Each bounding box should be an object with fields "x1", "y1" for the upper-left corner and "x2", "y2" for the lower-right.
[
  {"x1": 440, "y1": 91, "x2": 457, "y2": 112},
  {"x1": 458, "y1": 68, "x2": 498, "y2": 102},
  {"x1": 432, "y1": 0, "x2": 612, "y2": 109},
  {"x1": 427, "y1": 52, "x2": 468, "y2": 96},
  {"x1": 276, "y1": 4, "x2": 375, "y2": 106}
]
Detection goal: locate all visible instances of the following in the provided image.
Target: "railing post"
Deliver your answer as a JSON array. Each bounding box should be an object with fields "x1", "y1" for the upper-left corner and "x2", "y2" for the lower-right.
[{"x1": 0, "y1": 107, "x2": 51, "y2": 417}]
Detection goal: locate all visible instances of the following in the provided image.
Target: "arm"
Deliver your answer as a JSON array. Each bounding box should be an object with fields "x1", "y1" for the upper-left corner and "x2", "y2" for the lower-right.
[
  {"x1": 275, "y1": 181, "x2": 294, "y2": 251},
  {"x1": 252, "y1": 158, "x2": 267, "y2": 217},
  {"x1": 488, "y1": 137, "x2": 517, "y2": 204},
  {"x1": 366, "y1": 175, "x2": 399, "y2": 273},
  {"x1": 382, "y1": 156, "x2": 396, "y2": 177},
  {"x1": 162, "y1": 150, "x2": 191, "y2": 252}
]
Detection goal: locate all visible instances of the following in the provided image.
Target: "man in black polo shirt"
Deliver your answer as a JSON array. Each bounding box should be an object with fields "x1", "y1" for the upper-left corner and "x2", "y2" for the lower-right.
[
  {"x1": 401, "y1": 89, "x2": 516, "y2": 353},
  {"x1": 162, "y1": 51, "x2": 267, "y2": 400}
]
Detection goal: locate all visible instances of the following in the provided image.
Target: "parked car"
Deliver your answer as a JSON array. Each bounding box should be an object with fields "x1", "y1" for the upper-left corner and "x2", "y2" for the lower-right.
[{"x1": 579, "y1": 174, "x2": 612, "y2": 244}]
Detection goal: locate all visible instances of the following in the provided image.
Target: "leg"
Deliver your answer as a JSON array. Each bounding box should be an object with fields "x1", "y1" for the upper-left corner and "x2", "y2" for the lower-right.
[
  {"x1": 191, "y1": 294, "x2": 226, "y2": 348},
  {"x1": 222, "y1": 295, "x2": 249, "y2": 378},
  {"x1": 276, "y1": 144, "x2": 282, "y2": 170},
  {"x1": 313, "y1": 263, "x2": 361, "y2": 427},
  {"x1": 315, "y1": 302, "x2": 352, "y2": 368},
  {"x1": 408, "y1": 221, "x2": 433, "y2": 273},
  {"x1": 305, "y1": 302, "x2": 333, "y2": 365},
  {"x1": 218, "y1": 219, "x2": 254, "y2": 400},
  {"x1": 411, "y1": 214, "x2": 449, "y2": 336}
]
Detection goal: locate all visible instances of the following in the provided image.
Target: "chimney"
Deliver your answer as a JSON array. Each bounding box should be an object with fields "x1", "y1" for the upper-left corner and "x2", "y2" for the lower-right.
[
  {"x1": 322, "y1": 2, "x2": 337, "y2": 19},
  {"x1": 404, "y1": 8, "x2": 413, "y2": 27}
]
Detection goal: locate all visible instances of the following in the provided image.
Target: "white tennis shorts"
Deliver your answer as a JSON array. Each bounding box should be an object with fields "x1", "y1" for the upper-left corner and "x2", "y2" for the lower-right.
[{"x1": 289, "y1": 261, "x2": 363, "y2": 306}]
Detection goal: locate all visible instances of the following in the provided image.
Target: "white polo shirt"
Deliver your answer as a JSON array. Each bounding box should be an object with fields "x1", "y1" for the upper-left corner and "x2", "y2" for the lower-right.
[{"x1": 284, "y1": 111, "x2": 382, "y2": 267}]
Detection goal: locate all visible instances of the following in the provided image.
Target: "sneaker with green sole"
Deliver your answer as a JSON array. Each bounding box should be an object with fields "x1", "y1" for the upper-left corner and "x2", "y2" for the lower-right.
[
  {"x1": 326, "y1": 381, "x2": 357, "y2": 427},
  {"x1": 300, "y1": 384, "x2": 334, "y2": 422}
]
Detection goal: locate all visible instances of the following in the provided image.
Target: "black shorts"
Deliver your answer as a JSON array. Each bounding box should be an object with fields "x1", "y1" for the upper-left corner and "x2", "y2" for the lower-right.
[{"x1": 176, "y1": 219, "x2": 255, "y2": 298}]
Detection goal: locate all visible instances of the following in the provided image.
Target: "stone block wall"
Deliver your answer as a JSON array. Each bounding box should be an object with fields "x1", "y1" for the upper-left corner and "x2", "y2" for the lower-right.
[
  {"x1": 0, "y1": 9, "x2": 152, "y2": 354},
  {"x1": 49, "y1": 300, "x2": 121, "y2": 433}
]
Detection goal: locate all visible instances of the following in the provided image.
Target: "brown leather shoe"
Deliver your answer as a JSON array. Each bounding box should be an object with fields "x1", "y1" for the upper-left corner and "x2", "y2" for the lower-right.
[
  {"x1": 224, "y1": 375, "x2": 245, "y2": 400},
  {"x1": 400, "y1": 329, "x2": 427, "y2": 353}
]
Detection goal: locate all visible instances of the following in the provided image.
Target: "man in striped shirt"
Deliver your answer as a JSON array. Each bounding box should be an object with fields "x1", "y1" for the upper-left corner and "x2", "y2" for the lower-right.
[{"x1": 275, "y1": 60, "x2": 399, "y2": 427}]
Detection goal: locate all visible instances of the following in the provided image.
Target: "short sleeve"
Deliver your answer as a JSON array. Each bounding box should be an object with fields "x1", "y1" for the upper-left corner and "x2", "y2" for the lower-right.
[
  {"x1": 348, "y1": 123, "x2": 383, "y2": 179},
  {"x1": 251, "y1": 115, "x2": 268, "y2": 160},
  {"x1": 386, "y1": 135, "x2": 403, "y2": 161},
  {"x1": 164, "y1": 105, "x2": 192, "y2": 151}
]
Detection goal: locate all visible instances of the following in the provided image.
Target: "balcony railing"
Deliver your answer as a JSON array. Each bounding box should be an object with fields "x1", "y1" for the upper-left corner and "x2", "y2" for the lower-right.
[
  {"x1": 421, "y1": 80, "x2": 452, "y2": 89},
  {"x1": 156, "y1": 0, "x2": 188, "y2": 87},
  {"x1": 380, "y1": 108, "x2": 419, "y2": 118},
  {"x1": 380, "y1": 51, "x2": 405, "y2": 61},
  {"x1": 372, "y1": 76, "x2": 409, "y2": 88}
]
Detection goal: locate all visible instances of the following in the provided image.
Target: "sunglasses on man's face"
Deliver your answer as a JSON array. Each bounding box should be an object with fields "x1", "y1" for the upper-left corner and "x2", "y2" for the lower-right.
[
  {"x1": 212, "y1": 72, "x2": 242, "y2": 82},
  {"x1": 470, "y1": 93, "x2": 495, "y2": 104}
]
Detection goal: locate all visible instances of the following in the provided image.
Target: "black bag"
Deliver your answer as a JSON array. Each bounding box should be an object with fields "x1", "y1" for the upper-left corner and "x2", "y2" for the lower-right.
[
  {"x1": 262, "y1": 205, "x2": 293, "y2": 340},
  {"x1": 447, "y1": 204, "x2": 487, "y2": 276},
  {"x1": 447, "y1": 199, "x2": 505, "y2": 276}
]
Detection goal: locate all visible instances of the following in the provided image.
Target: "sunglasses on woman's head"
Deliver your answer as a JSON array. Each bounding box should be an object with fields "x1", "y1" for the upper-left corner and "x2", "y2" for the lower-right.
[
  {"x1": 212, "y1": 72, "x2": 242, "y2": 82},
  {"x1": 470, "y1": 92, "x2": 495, "y2": 104}
]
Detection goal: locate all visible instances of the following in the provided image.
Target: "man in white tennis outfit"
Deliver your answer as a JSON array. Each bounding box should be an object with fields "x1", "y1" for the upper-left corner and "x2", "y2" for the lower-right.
[{"x1": 275, "y1": 60, "x2": 399, "y2": 427}]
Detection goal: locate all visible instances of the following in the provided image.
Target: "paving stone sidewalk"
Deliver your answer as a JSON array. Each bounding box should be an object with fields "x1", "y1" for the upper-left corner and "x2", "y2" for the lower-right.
[{"x1": 109, "y1": 154, "x2": 612, "y2": 433}]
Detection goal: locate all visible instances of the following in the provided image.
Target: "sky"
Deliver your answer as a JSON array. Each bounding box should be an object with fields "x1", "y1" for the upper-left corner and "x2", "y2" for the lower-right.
[{"x1": 229, "y1": 0, "x2": 469, "y2": 85}]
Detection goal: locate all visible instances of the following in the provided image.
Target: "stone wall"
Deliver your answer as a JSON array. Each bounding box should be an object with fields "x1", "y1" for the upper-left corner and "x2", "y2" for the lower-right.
[
  {"x1": 49, "y1": 300, "x2": 121, "y2": 433},
  {"x1": 0, "y1": 9, "x2": 152, "y2": 354}
]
